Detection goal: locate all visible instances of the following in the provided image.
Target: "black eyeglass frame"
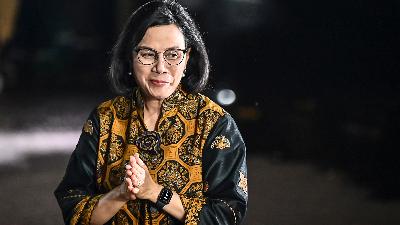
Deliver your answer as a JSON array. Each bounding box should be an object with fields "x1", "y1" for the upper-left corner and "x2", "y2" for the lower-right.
[{"x1": 133, "y1": 47, "x2": 189, "y2": 66}]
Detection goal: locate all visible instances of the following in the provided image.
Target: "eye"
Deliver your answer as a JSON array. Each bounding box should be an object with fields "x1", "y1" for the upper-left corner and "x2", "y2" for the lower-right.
[
  {"x1": 139, "y1": 49, "x2": 156, "y2": 59},
  {"x1": 164, "y1": 50, "x2": 180, "y2": 60}
]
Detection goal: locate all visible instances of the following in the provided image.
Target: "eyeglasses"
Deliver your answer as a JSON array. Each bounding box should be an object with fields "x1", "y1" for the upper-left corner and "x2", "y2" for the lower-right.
[{"x1": 134, "y1": 47, "x2": 188, "y2": 66}]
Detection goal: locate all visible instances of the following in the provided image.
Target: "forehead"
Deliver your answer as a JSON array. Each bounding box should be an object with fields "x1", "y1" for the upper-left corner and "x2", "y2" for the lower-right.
[{"x1": 138, "y1": 24, "x2": 185, "y2": 49}]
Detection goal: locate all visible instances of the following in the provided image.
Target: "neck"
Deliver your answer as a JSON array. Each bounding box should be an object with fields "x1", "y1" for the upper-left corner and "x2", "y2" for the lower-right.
[{"x1": 143, "y1": 98, "x2": 162, "y2": 112}]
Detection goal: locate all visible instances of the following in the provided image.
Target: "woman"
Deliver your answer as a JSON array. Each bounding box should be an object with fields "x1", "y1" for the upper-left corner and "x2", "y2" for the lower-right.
[{"x1": 54, "y1": 1, "x2": 248, "y2": 224}]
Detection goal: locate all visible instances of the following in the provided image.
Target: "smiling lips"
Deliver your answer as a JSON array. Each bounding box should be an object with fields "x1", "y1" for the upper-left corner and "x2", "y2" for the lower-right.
[{"x1": 150, "y1": 79, "x2": 170, "y2": 86}]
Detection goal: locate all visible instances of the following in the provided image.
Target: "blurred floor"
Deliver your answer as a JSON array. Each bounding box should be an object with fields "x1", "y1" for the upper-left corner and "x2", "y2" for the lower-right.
[
  {"x1": 1, "y1": 94, "x2": 400, "y2": 225},
  {"x1": 0, "y1": 153, "x2": 400, "y2": 225}
]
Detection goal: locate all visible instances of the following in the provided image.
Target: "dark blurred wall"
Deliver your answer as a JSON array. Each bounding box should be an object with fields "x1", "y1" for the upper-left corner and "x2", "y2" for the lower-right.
[
  {"x1": 1, "y1": 0, "x2": 115, "y2": 92},
  {"x1": 0, "y1": 0, "x2": 399, "y2": 198}
]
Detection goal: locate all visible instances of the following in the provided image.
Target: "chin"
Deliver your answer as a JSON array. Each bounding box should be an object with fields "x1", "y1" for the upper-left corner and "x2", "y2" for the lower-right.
[
  {"x1": 154, "y1": 95, "x2": 165, "y2": 100},
  {"x1": 147, "y1": 87, "x2": 175, "y2": 100},
  {"x1": 150, "y1": 92, "x2": 170, "y2": 100},
  {"x1": 154, "y1": 90, "x2": 174, "y2": 99}
]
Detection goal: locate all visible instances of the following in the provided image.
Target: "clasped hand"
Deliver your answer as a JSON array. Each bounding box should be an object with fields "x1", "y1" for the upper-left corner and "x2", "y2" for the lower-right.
[{"x1": 121, "y1": 153, "x2": 156, "y2": 201}]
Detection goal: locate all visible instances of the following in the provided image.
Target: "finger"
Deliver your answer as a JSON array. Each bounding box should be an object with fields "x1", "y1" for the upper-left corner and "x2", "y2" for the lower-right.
[
  {"x1": 129, "y1": 193, "x2": 137, "y2": 200},
  {"x1": 130, "y1": 155, "x2": 136, "y2": 166},
  {"x1": 125, "y1": 164, "x2": 132, "y2": 170},
  {"x1": 133, "y1": 163, "x2": 142, "y2": 173},
  {"x1": 135, "y1": 153, "x2": 146, "y2": 168},
  {"x1": 126, "y1": 169, "x2": 133, "y2": 176},
  {"x1": 125, "y1": 177, "x2": 132, "y2": 188},
  {"x1": 125, "y1": 178, "x2": 134, "y2": 191},
  {"x1": 132, "y1": 187, "x2": 140, "y2": 194},
  {"x1": 129, "y1": 156, "x2": 138, "y2": 173},
  {"x1": 139, "y1": 166, "x2": 145, "y2": 175},
  {"x1": 136, "y1": 166, "x2": 145, "y2": 178},
  {"x1": 132, "y1": 175, "x2": 140, "y2": 187},
  {"x1": 132, "y1": 168, "x2": 144, "y2": 181},
  {"x1": 136, "y1": 179, "x2": 144, "y2": 187},
  {"x1": 134, "y1": 169, "x2": 145, "y2": 180},
  {"x1": 133, "y1": 175, "x2": 144, "y2": 187}
]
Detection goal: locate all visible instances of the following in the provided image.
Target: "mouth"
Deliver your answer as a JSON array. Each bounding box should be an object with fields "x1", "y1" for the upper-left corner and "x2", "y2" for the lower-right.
[{"x1": 150, "y1": 79, "x2": 170, "y2": 86}]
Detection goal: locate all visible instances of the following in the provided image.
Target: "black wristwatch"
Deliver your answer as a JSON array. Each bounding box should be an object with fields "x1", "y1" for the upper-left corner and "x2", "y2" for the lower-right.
[{"x1": 155, "y1": 187, "x2": 173, "y2": 210}]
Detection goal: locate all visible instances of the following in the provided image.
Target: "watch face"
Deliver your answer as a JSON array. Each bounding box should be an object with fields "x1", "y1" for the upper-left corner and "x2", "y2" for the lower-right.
[
  {"x1": 160, "y1": 188, "x2": 173, "y2": 203},
  {"x1": 157, "y1": 187, "x2": 173, "y2": 209}
]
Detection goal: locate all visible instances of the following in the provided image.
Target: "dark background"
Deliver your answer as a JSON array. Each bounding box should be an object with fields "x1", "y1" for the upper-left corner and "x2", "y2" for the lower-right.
[{"x1": 0, "y1": 0, "x2": 399, "y2": 224}]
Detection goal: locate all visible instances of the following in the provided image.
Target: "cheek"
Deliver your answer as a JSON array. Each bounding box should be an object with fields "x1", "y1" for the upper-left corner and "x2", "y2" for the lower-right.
[
  {"x1": 133, "y1": 65, "x2": 147, "y2": 80},
  {"x1": 173, "y1": 66, "x2": 185, "y2": 77},
  {"x1": 171, "y1": 70, "x2": 184, "y2": 84}
]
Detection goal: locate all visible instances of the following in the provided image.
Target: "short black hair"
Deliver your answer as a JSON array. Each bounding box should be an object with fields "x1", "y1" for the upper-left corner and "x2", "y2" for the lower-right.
[{"x1": 109, "y1": 0, "x2": 210, "y2": 95}]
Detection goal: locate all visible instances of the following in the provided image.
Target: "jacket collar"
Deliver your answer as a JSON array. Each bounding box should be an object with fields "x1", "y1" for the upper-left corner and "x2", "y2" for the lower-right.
[{"x1": 133, "y1": 85, "x2": 189, "y2": 126}]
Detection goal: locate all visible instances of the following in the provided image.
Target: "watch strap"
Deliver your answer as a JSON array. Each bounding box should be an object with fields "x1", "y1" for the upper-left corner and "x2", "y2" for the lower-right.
[{"x1": 155, "y1": 187, "x2": 173, "y2": 210}]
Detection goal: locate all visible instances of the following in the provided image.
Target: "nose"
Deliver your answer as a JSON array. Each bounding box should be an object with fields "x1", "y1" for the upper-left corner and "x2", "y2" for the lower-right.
[{"x1": 153, "y1": 53, "x2": 168, "y2": 74}]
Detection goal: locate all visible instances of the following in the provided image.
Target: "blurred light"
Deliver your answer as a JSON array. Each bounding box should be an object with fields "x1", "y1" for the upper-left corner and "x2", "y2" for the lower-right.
[
  {"x1": 216, "y1": 89, "x2": 236, "y2": 106},
  {"x1": 0, "y1": 0, "x2": 20, "y2": 45},
  {"x1": 0, "y1": 130, "x2": 80, "y2": 164},
  {"x1": 236, "y1": 106, "x2": 262, "y2": 120}
]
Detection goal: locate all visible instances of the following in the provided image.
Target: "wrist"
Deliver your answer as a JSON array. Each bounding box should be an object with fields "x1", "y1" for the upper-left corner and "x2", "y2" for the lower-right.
[
  {"x1": 149, "y1": 184, "x2": 163, "y2": 203},
  {"x1": 115, "y1": 183, "x2": 130, "y2": 202}
]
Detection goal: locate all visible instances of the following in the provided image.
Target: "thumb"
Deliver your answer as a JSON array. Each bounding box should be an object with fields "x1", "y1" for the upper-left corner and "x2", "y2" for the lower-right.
[{"x1": 134, "y1": 153, "x2": 148, "y2": 170}]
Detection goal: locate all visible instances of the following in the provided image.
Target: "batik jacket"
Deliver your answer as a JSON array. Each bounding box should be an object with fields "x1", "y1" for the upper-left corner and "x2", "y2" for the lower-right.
[{"x1": 55, "y1": 87, "x2": 248, "y2": 225}]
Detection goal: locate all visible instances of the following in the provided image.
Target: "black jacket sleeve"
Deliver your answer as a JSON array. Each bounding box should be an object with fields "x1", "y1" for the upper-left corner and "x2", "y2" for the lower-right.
[
  {"x1": 198, "y1": 114, "x2": 248, "y2": 224},
  {"x1": 54, "y1": 109, "x2": 103, "y2": 225}
]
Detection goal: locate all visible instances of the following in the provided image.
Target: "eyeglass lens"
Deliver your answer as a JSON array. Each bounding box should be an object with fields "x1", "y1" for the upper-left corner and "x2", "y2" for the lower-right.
[{"x1": 136, "y1": 48, "x2": 185, "y2": 65}]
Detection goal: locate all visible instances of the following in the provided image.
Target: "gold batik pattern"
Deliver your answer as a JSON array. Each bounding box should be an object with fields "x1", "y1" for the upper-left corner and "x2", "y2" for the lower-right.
[
  {"x1": 70, "y1": 194, "x2": 104, "y2": 225},
  {"x1": 96, "y1": 100, "x2": 113, "y2": 187},
  {"x1": 70, "y1": 196, "x2": 88, "y2": 224},
  {"x1": 185, "y1": 182, "x2": 205, "y2": 197},
  {"x1": 95, "y1": 87, "x2": 225, "y2": 224},
  {"x1": 109, "y1": 134, "x2": 125, "y2": 162},
  {"x1": 178, "y1": 135, "x2": 202, "y2": 166},
  {"x1": 238, "y1": 171, "x2": 248, "y2": 196},
  {"x1": 113, "y1": 96, "x2": 131, "y2": 120},
  {"x1": 180, "y1": 195, "x2": 206, "y2": 225},
  {"x1": 211, "y1": 135, "x2": 231, "y2": 150},
  {"x1": 83, "y1": 119, "x2": 93, "y2": 135},
  {"x1": 157, "y1": 160, "x2": 190, "y2": 192},
  {"x1": 159, "y1": 115, "x2": 185, "y2": 145}
]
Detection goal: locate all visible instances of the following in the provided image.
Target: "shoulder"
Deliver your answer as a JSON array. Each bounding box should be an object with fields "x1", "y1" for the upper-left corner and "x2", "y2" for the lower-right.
[
  {"x1": 96, "y1": 95, "x2": 132, "y2": 120},
  {"x1": 192, "y1": 93, "x2": 226, "y2": 116},
  {"x1": 183, "y1": 93, "x2": 235, "y2": 138},
  {"x1": 194, "y1": 95, "x2": 244, "y2": 147}
]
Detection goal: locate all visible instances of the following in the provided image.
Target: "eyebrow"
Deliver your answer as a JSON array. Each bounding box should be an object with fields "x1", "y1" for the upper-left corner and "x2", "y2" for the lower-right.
[{"x1": 136, "y1": 45, "x2": 185, "y2": 51}]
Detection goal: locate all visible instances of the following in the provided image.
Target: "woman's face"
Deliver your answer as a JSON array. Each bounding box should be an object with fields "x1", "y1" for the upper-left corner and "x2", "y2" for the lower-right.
[{"x1": 132, "y1": 24, "x2": 190, "y2": 101}]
